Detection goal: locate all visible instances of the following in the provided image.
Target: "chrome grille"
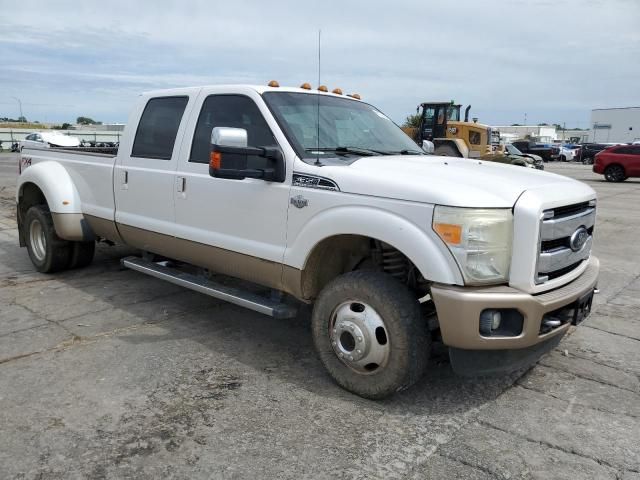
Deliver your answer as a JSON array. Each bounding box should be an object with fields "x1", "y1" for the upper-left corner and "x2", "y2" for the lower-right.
[{"x1": 536, "y1": 201, "x2": 596, "y2": 283}]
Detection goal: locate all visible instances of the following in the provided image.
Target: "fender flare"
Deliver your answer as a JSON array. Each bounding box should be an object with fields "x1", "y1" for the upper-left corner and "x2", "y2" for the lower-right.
[
  {"x1": 17, "y1": 161, "x2": 93, "y2": 241},
  {"x1": 284, "y1": 205, "x2": 463, "y2": 286}
]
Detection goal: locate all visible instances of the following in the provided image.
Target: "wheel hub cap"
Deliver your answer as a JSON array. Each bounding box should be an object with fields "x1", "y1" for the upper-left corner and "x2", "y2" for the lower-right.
[
  {"x1": 29, "y1": 219, "x2": 47, "y2": 262},
  {"x1": 330, "y1": 301, "x2": 390, "y2": 373}
]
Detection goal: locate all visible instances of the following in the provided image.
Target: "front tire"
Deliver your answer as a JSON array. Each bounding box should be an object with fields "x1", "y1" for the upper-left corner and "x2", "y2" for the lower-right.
[
  {"x1": 311, "y1": 271, "x2": 429, "y2": 399},
  {"x1": 24, "y1": 205, "x2": 71, "y2": 273},
  {"x1": 604, "y1": 164, "x2": 626, "y2": 182},
  {"x1": 434, "y1": 144, "x2": 462, "y2": 157}
]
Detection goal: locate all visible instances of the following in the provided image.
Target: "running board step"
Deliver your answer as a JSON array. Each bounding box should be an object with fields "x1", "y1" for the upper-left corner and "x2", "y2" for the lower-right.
[{"x1": 121, "y1": 256, "x2": 298, "y2": 319}]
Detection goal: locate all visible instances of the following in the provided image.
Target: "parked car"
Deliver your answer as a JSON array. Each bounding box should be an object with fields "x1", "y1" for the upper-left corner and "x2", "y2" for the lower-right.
[
  {"x1": 504, "y1": 143, "x2": 544, "y2": 167},
  {"x1": 558, "y1": 145, "x2": 580, "y2": 162},
  {"x1": 483, "y1": 144, "x2": 544, "y2": 170},
  {"x1": 579, "y1": 143, "x2": 610, "y2": 164},
  {"x1": 511, "y1": 140, "x2": 560, "y2": 162},
  {"x1": 593, "y1": 144, "x2": 640, "y2": 182},
  {"x1": 20, "y1": 131, "x2": 81, "y2": 151},
  {"x1": 16, "y1": 83, "x2": 599, "y2": 399}
]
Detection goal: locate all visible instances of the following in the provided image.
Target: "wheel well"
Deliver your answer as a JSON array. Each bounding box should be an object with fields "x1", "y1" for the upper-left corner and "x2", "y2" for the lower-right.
[
  {"x1": 17, "y1": 183, "x2": 48, "y2": 247},
  {"x1": 19, "y1": 182, "x2": 48, "y2": 215},
  {"x1": 605, "y1": 163, "x2": 625, "y2": 173},
  {"x1": 300, "y1": 235, "x2": 428, "y2": 300}
]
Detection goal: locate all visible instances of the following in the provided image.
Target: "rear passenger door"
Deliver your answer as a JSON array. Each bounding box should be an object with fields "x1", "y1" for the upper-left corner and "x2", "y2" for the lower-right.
[{"x1": 114, "y1": 95, "x2": 192, "y2": 245}]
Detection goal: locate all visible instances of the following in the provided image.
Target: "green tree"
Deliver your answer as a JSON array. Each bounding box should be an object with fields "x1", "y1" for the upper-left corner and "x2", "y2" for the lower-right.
[
  {"x1": 76, "y1": 116, "x2": 99, "y2": 125},
  {"x1": 402, "y1": 113, "x2": 422, "y2": 128}
]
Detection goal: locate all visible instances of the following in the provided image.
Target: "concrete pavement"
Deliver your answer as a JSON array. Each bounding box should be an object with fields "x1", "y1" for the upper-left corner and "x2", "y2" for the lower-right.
[{"x1": 0, "y1": 154, "x2": 638, "y2": 479}]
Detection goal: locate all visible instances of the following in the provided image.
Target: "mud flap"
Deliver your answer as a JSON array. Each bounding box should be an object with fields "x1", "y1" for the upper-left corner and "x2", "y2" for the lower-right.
[
  {"x1": 16, "y1": 206, "x2": 26, "y2": 247},
  {"x1": 449, "y1": 333, "x2": 564, "y2": 377}
]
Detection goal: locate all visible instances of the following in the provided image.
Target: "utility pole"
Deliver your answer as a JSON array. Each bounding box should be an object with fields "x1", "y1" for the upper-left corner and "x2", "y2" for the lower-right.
[{"x1": 11, "y1": 96, "x2": 23, "y2": 121}]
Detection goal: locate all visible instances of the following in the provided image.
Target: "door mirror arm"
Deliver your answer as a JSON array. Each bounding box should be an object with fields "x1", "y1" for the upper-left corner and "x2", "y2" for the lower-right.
[{"x1": 209, "y1": 143, "x2": 285, "y2": 182}]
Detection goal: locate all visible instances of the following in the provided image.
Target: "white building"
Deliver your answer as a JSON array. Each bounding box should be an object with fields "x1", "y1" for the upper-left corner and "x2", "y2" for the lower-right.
[
  {"x1": 591, "y1": 107, "x2": 640, "y2": 143},
  {"x1": 492, "y1": 125, "x2": 557, "y2": 143}
]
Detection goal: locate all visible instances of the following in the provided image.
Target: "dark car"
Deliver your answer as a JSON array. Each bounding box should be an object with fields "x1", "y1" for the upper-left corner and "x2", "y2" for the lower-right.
[
  {"x1": 593, "y1": 144, "x2": 640, "y2": 182},
  {"x1": 511, "y1": 140, "x2": 560, "y2": 162},
  {"x1": 579, "y1": 143, "x2": 611, "y2": 164}
]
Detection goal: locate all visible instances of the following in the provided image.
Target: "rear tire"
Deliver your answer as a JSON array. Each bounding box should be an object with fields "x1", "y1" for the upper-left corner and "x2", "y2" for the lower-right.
[
  {"x1": 24, "y1": 205, "x2": 71, "y2": 273},
  {"x1": 434, "y1": 144, "x2": 462, "y2": 157},
  {"x1": 604, "y1": 164, "x2": 626, "y2": 182},
  {"x1": 311, "y1": 270, "x2": 429, "y2": 399},
  {"x1": 68, "y1": 241, "x2": 95, "y2": 269}
]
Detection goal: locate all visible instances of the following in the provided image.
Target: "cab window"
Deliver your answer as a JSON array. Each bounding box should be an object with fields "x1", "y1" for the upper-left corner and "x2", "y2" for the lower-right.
[
  {"x1": 469, "y1": 130, "x2": 482, "y2": 145},
  {"x1": 190, "y1": 95, "x2": 277, "y2": 168},
  {"x1": 131, "y1": 96, "x2": 188, "y2": 160}
]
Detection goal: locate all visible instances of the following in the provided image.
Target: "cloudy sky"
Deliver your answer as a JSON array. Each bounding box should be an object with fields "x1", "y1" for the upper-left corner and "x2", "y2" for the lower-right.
[{"x1": 1, "y1": 0, "x2": 638, "y2": 127}]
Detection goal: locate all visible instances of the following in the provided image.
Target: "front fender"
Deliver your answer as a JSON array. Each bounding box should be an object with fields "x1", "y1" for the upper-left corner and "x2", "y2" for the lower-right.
[
  {"x1": 17, "y1": 161, "x2": 93, "y2": 241},
  {"x1": 284, "y1": 205, "x2": 463, "y2": 285}
]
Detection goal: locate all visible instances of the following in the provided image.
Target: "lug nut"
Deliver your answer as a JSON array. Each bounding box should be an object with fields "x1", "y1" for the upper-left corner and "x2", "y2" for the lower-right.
[
  {"x1": 356, "y1": 349, "x2": 362, "y2": 354},
  {"x1": 357, "y1": 336, "x2": 363, "y2": 342}
]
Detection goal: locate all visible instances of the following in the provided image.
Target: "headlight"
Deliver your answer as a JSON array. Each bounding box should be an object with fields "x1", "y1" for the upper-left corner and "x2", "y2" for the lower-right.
[{"x1": 432, "y1": 206, "x2": 513, "y2": 285}]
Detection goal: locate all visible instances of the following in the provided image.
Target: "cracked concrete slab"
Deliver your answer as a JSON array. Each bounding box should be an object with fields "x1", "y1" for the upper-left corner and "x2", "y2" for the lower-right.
[
  {"x1": 540, "y1": 350, "x2": 639, "y2": 393},
  {"x1": 438, "y1": 421, "x2": 618, "y2": 479},
  {"x1": 519, "y1": 364, "x2": 640, "y2": 418},
  {"x1": 477, "y1": 386, "x2": 640, "y2": 471}
]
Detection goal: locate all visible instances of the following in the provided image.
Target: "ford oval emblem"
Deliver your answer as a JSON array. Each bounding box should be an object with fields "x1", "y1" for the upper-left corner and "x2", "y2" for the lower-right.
[{"x1": 570, "y1": 227, "x2": 589, "y2": 252}]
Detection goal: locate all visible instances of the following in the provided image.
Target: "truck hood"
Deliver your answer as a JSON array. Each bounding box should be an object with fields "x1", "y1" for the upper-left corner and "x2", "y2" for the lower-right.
[{"x1": 322, "y1": 155, "x2": 585, "y2": 208}]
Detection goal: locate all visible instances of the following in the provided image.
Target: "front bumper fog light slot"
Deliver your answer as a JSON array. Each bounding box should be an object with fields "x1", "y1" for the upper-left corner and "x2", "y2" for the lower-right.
[{"x1": 479, "y1": 309, "x2": 524, "y2": 337}]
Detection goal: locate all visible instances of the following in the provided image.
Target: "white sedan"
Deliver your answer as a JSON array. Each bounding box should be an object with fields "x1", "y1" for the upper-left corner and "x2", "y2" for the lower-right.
[
  {"x1": 558, "y1": 145, "x2": 579, "y2": 162},
  {"x1": 20, "y1": 131, "x2": 81, "y2": 150}
]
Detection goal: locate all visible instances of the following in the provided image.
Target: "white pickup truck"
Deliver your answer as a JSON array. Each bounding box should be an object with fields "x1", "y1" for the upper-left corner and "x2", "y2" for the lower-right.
[{"x1": 16, "y1": 83, "x2": 599, "y2": 399}]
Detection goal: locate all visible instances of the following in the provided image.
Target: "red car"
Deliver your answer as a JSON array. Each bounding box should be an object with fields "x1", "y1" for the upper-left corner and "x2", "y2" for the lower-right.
[{"x1": 593, "y1": 144, "x2": 640, "y2": 182}]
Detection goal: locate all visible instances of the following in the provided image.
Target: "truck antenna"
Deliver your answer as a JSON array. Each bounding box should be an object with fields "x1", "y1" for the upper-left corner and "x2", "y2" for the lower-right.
[{"x1": 315, "y1": 29, "x2": 322, "y2": 166}]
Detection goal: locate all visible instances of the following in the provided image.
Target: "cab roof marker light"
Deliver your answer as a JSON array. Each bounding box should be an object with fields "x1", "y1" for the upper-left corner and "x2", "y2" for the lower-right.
[
  {"x1": 300, "y1": 83, "x2": 312, "y2": 90},
  {"x1": 317, "y1": 85, "x2": 328, "y2": 92},
  {"x1": 348, "y1": 93, "x2": 361, "y2": 100},
  {"x1": 332, "y1": 88, "x2": 343, "y2": 95},
  {"x1": 268, "y1": 80, "x2": 280, "y2": 87}
]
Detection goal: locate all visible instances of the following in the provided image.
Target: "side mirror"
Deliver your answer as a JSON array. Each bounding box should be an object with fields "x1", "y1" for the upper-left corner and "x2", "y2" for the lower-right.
[
  {"x1": 209, "y1": 127, "x2": 285, "y2": 182},
  {"x1": 422, "y1": 140, "x2": 435, "y2": 154}
]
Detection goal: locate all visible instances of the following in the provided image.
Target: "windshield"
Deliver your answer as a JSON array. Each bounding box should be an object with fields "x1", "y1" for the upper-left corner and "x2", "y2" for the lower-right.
[
  {"x1": 262, "y1": 92, "x2": 423, "y2": 162},
  {"x1": 506, "y1": 144, "x2": 523, "y2": 155}
]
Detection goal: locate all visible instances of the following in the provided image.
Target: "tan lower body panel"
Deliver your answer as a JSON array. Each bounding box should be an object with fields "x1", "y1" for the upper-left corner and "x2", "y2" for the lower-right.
[
  {"x1": 116, "y1": 223, "x2": 303, "y2": 296},
  {"x1": 84, "y1": 214, "x2": 124, "y2": 244},
  {"x1": 51, "y1": 213, "x2": 96, "y2": 242},
  {"x1": 431, "y1": 256, "x2": 599, "y2": 350}
]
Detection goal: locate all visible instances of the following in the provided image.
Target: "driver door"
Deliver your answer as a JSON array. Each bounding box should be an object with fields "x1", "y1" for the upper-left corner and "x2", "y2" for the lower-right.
[{"x1": 172, "y1": 91, "x2": 291, "y2": 288}]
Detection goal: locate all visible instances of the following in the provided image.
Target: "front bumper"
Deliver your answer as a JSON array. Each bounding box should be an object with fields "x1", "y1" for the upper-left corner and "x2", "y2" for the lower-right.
[{"x1": 431, "y1": 256, "x2": 599, "y2": 351}]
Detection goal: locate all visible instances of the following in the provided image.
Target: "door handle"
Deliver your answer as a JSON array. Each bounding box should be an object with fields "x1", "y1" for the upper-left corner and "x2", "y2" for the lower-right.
[
  {"x1": 177, "y1": 176, "x2": 186, "y2": 193},
  {"x1": 121, "y1": 170, "x2": 128, "y2": 190}
]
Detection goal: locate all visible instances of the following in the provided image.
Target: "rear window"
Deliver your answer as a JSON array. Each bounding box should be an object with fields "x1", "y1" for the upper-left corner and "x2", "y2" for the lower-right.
[{"x1": 132, "y1": 96, "x2": 188, "y2": 160}]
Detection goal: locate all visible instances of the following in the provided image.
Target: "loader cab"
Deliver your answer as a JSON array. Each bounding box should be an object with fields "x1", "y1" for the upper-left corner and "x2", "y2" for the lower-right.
[{"x1": 418, "y1": 102, "x2": 461, "y2": 142}]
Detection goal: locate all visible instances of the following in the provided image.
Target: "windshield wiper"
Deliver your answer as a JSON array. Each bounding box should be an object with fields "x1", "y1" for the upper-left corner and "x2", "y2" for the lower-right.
[{"x1": 305, "y1": 146, "x2": 389, "y2": 157}]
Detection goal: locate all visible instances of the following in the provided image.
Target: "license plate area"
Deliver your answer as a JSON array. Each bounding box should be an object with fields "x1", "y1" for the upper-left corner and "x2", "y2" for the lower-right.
[{"x1": 572, "y1": 289, "x2": 595, "y2": 325}]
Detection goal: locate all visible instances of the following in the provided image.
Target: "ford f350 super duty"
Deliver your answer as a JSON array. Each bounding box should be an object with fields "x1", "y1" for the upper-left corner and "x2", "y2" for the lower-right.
[{"x1": 16, "y1": 82, "x2": 599, "y2": 399}]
